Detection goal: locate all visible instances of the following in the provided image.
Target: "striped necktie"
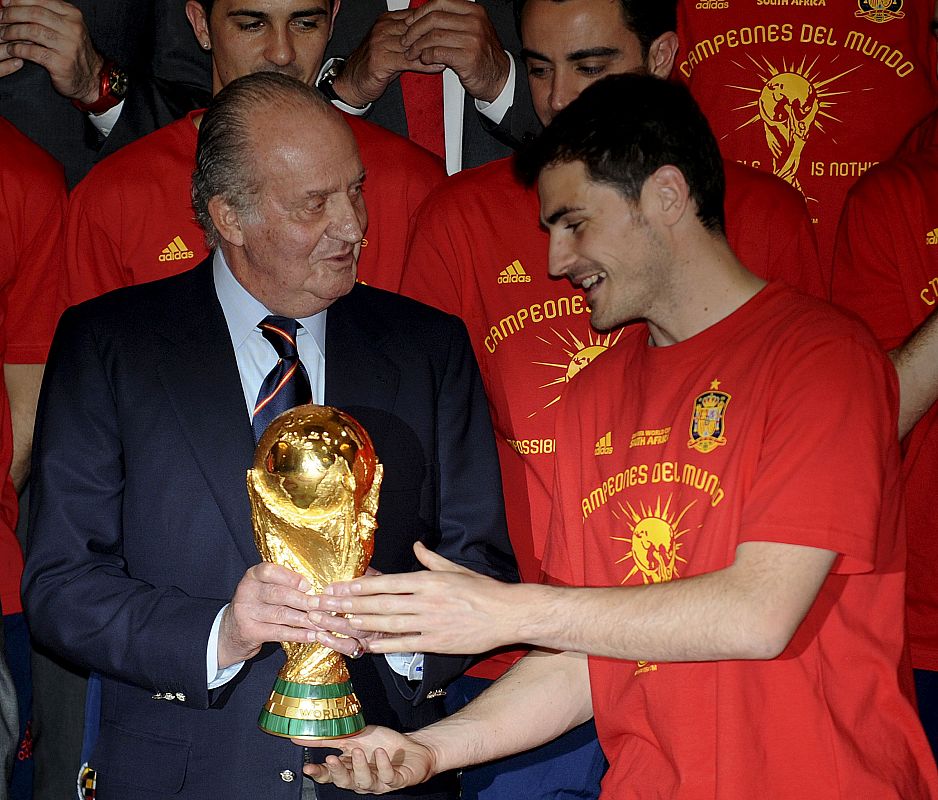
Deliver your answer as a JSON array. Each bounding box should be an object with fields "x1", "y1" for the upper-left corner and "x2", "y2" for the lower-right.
[{"x1": 252, "y1": 315, "x2": 312, "y2": 442}]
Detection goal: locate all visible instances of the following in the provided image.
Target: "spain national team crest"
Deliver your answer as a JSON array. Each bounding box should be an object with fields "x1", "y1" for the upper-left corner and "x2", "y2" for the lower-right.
[
  {"x1": 855, "y1": 0, "x2": 904, "y2": 23},
  {"x1": 687, "y1": 380, "x2": 730, "y2": 454}
]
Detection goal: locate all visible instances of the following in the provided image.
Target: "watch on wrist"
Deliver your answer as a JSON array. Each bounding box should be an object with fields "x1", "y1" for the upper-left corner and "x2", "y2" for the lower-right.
[
  {"x1": 317, "y1": 58, "x2": 367, "y2": 110},
  {"x1": 72, "y1": 59, "x2": 129, "y2": 115}
]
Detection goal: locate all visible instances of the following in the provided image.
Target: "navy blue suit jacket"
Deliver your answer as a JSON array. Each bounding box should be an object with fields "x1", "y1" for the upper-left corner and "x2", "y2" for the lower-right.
[{"x1": 23, "y1": 260, "x2": 516, "y2": 799}]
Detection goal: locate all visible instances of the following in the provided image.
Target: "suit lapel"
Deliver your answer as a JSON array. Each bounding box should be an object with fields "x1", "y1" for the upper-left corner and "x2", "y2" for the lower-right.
[
  {"x1": 324, "y1": 286, "x2": 399, "y2": 448},
  {"x1": 154, "y1": 260, "x2": 260, "y2": 567}
]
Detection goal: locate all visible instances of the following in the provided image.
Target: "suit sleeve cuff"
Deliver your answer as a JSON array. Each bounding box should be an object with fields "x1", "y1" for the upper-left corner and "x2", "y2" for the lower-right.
[
  {"x1": 319, "y1": 58, "x2": 372, "y2": 116},
  {"x1": 385, "y1": 652, "x2": 424, "y2": 681},
  {"x1": 474, "y1": 51, "x2": 515, "y2": 125},
  {"x1": 206, "y1": 604, "x2": 245, "y2": 689},
  {"x1": 87, "y1": 100, "x2": 124, "y2": 137}
]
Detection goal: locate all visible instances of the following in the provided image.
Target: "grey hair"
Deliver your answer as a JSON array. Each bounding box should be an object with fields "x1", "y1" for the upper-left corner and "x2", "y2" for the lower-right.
[{"x1": 191, "y1": 72, "x2": 333, "y2": 249}]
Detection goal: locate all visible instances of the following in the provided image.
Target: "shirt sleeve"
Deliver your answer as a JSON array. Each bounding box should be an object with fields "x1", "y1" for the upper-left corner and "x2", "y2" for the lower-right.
[
  {"x1": 64, "y1": 170, "x2": 136, "y2": 307},
  {"x1": 206, "y1": 604, "x2": 245, "y2": 689},
  {"x1": 831, "y1": 168, "x2": 911, "y2": 351},
  {"x1": 474, "y1": 51, "x2": 516, "y2": 126},
  {"x1": 400, "y1": 192, "x2": 466, "y2": 316},
  {"x1": 4, "y1": 155, "x2": 67, "y2": 365},
  {"x1": 738, "y1": 325, "x2": 900, "y2": 574}
]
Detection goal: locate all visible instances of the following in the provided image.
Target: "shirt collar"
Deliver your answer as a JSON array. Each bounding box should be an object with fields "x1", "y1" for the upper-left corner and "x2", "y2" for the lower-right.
[{"x1": 212, "y1": 248, "x2": 327, "y2": 355}]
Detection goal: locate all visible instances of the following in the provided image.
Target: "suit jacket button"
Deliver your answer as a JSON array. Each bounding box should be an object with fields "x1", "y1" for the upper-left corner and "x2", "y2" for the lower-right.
[{"x1": 280, "y1": 770, "x2": 295, "y2": 782}]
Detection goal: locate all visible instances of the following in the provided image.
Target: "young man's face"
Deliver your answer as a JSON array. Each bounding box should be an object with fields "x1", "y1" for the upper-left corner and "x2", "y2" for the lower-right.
[
  {"x1": 538, "y1": 159, "x2": 667, "y2": 331},
  {"x1": 187, "y1": 0, "x2": 338, "y2": 95},
  {"x1": 521, "y1": 0, "x2": 660, "y2": 126}
]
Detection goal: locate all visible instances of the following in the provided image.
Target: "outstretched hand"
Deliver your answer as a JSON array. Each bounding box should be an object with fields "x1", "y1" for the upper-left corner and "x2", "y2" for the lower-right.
[
  {"x1": 310, "y1": 542, "x2": 521, "y2": 655},
  {"x1": 296, "y1": 725, "x2": 436, "y2": 793}
]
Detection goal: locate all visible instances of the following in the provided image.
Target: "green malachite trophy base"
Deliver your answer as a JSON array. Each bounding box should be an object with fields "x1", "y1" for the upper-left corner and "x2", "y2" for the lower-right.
[{"x1": 259, "y1": 678, "x2": 365, "y2": 739}]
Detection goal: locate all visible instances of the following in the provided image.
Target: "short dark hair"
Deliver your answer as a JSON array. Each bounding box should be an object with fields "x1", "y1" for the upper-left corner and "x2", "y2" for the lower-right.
[
  {"x1": 513, "y1": 0, "x2": 677, "y2": 58},
  {"x1": 191, "y1": 72, "x2": 333, "y2": 248},
  {"x1": 517, "y1": 73, "x2": 725, "y2": 233},
  {"x1": 197, "y1": 0, "x2": 334, "y2": 25}
]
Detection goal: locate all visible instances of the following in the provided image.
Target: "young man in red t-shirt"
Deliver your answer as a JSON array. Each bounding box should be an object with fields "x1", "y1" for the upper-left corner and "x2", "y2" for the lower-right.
[
  {"x1": 400, "y1": 1, "x2": 821, "y2": 794},
  {"x1": 64, "y1": 0, "x2": 446, "y2": 307},
  {"x1": 301, "y1": 74, "x2": 938, "y2": 799}
]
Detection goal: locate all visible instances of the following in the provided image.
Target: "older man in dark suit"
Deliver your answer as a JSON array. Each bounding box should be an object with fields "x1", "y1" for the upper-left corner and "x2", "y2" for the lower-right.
[{"x1": 23, "y1": 72, "x2": 516, "y2": 800}]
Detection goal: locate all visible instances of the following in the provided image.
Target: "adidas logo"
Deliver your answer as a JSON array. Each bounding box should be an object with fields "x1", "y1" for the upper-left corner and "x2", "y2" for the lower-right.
[
  {"x1": 498, "y1": 259, "x2": 532, "y2": 284},
  {"x1": 594, "y1": 432, "x2": 613, "y2": 456},
  {"x1": 927, "y1": 228, "x2": 938, "y2": 246},
  {"x1": 159, "y1": 235, "x2": 195, "y2": 262}
]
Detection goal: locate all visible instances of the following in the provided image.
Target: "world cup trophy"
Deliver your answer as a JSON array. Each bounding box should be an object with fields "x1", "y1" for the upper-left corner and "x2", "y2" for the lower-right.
[{"x1": 246, "y1": 404, "x2": 382, "y2": 738}]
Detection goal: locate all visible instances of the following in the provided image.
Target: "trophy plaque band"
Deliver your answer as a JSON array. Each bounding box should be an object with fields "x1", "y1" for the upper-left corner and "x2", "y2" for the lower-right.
[{"x1": 260, "y1": 677, "x2": 365, "y2": 738}]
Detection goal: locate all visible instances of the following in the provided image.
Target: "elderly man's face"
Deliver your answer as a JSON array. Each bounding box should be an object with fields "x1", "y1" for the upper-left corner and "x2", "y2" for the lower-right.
[
  {"x1": 187, "y1": 0, "x2": 336, "y2": 94},
  {"x1": 223, "y1": 103, "x2": 367, "y2": 318}
]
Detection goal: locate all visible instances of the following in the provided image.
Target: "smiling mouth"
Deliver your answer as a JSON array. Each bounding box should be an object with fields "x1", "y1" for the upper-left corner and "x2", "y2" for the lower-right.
[{"x1": 579, "y1": 271, "x2": 607, "y2": 290}]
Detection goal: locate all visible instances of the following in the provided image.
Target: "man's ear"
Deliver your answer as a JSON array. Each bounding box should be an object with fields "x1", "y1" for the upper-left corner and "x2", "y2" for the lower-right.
[
  {"x1": 209, "y1": 196, "x2": 246, "y2": 247},
  {"x1": 647, "y1": 31, "x2": 679, "y2": 79},
  {"x1": 644, "y1": 165, "x2": 690, "y2": 227},
  {"x1": 185, "y1": 1, "x2": 211, "y2": 50}
]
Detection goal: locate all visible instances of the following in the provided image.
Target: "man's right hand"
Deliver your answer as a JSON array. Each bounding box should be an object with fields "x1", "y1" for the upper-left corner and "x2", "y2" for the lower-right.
[
  {"x1": 333, "y1": 10, "x2": 444, "y2": 108},
  {"x1": 0, "y1": 0, "x2": 104, "y2": 104},
  {"x1": 297, "y1": 726, "x2": 437, "y2": 792},
  {"x1": 217, "y1": 563, "x2": 322, "y2": 669}
]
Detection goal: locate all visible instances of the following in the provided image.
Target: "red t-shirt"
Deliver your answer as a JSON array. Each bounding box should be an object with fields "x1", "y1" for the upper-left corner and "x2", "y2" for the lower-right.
[
  {"x1": 0, "y1": 119, "x2": 67, "y2": 615},
  {"x1": 831, "y1": 112, "x2": 938, "y2": 671},
  {"x1": 65, "y1": 110, "x2": 446, "y2": 305},
  {"x1": 543, "y1": 283, "x2": 937, "y2": 798},
  {"x1": 677, "y1": 2, "x2": 938, "y2": 274},
  {"x1": 401, "y1": 157, "x2": 822, "y2": 677}
]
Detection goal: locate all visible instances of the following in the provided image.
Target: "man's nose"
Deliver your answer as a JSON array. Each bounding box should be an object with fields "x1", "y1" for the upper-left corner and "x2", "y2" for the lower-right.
[
  {"x1": 264, "y1": 28, "x2": 297, "y2": 67},
  {"x1": 328, "y1": 196, "x2": 365, "y2": 244}
]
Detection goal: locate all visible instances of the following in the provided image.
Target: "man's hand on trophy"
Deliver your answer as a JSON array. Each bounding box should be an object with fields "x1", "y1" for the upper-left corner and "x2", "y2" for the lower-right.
[
  {"x1": 310, "y1": 566, "x2": 385, "y2": 659},
  {"x1": 294, "y1": 725, "x2": 437, "y2": 792},
  {"x1": 310, "y1": 616, "x2": 382, "y2": 660},
  {"x1": 217, "y1": 563, "x2": 322, "y2": 669},
  {"x1": 309, "y1": 542, "x2": 522, "y2": 656}
]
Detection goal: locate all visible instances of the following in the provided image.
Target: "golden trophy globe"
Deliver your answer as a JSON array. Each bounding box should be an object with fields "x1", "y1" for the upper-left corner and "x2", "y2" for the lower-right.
[{"x1": 246, "y1": 404, "x2": 382, "y2": 738}]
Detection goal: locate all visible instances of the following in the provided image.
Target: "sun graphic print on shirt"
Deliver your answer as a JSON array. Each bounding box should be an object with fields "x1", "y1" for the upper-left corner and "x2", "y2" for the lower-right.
[
  {"x1": 727, "y1": 54, "x2": 859, "y2": 200},
  {"x1": 611, "y1": 495, "x2": 698, "y2": 585},
  {"x1": 528, "y1": 327, "x2": 625, "y2": 418}
]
